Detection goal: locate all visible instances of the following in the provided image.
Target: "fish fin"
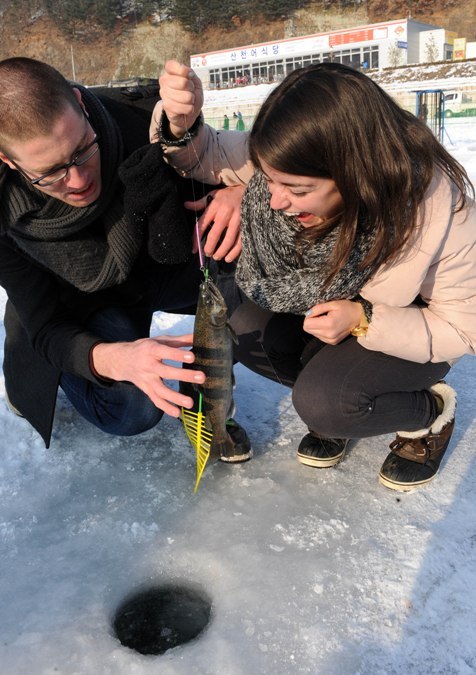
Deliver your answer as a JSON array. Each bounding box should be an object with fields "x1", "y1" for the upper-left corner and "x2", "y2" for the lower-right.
[
  {"x1": 227, "y1": 322, "x2": 239, "y2": 345},
  {"x1": 226, "y1": 398, "x2": 236, "y2": 421},
  {"x1": 190, "y1": 384, "x2": 208, "y2": 413},
  {"x1": 210, "y1": 433, "x2": 235, "y2": 461},
  {"x1": 193, "y1": 382, "x2": 205, "y2": 396},
  {"x1": 208, "y1": 443, "x2": 221, "y2": 464}
]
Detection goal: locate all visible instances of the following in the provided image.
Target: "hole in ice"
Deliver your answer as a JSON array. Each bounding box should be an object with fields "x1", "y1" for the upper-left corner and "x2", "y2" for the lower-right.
[{"x1": 113, "y1": 583, "x2": 212, "y2": 655}]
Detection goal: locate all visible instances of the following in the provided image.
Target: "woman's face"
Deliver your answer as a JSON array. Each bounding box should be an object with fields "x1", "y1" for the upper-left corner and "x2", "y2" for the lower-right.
[{"x1": 260, "y1": 159, "x2": 344, "y2": 228}]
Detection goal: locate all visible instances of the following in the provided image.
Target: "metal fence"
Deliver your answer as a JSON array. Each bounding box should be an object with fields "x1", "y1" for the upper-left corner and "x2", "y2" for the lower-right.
[{"x1": 203, "y1": 87, "x2": 476, "y2": 138}]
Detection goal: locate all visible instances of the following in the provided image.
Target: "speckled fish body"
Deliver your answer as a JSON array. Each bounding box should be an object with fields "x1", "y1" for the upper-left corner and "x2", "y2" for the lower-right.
[{"x1": 193, "y1": 278, "x2": 235, "y2": 460}]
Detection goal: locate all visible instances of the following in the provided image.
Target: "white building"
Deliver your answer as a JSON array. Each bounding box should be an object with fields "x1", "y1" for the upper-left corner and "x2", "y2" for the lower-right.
[
  {"x1": 191, "y1": 18, "x2": 453, "y2": 89},
  {"x1": 419, "y1": 28, "x2": 456, "y2": 63}
]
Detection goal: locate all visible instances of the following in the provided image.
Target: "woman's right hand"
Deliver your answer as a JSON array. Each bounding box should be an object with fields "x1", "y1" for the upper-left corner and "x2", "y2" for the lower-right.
[
  {"x1": 90, "y1": 335, "x2": 205, "y2": 418},
  {"x1": 159, "y1": 60, "x2": 204, "y2": 138},
  {"x1": 186, "y1": 185, "x2": 245, "y2": 262},
  {"x1": 304, "y1": 300, "x2": 363, "y2": 345}
]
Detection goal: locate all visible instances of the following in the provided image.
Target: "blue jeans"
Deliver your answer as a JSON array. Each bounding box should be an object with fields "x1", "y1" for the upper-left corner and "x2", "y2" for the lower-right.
[{"x1": 60, "y1": 257, "x2": 202, "y2": 436}]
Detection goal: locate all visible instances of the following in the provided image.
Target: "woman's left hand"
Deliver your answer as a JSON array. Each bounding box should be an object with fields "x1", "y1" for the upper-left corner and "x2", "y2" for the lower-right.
[
  {"x1": 304, "y1": 300, "x2": 363, "y2": 344},
  {"x1": 185, "y1": 185, "x2": 245, "y2": 262}
]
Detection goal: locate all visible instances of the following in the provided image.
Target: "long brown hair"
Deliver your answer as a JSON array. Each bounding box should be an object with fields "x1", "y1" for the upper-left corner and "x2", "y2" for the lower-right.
[{"x1": 249, "y1": 62, "x2": 473, "y2": 278}]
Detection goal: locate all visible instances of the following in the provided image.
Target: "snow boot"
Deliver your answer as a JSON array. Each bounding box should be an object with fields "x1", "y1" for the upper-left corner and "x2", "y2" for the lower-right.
[
  {"x1": 379, "y1": 382, "x2": 457, "y2": 491},
  {"x1": 297, "y1": 432, "x2": 348, "y2": 468}
]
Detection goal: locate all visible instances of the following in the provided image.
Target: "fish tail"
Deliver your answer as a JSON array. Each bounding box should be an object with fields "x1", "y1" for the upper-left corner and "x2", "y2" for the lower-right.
[{"x1": 210, "y1": 433, "x2": 235, "y2": 462}]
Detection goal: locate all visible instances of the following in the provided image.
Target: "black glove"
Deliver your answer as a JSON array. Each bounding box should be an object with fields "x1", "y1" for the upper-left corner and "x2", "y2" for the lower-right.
[{"x1": 119, "y1": 142, "x2": 193, "y2": 264}]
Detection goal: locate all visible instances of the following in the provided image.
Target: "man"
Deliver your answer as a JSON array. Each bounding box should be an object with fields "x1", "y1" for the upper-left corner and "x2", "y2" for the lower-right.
[{"x1": 0, "y1": 57, "x2": 250, "y2": 461}]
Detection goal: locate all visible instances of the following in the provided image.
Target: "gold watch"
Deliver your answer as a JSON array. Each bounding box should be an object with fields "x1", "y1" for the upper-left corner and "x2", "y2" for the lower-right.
[{"x1": 350, "y1": 305, "x2": 369, "y2": 337}]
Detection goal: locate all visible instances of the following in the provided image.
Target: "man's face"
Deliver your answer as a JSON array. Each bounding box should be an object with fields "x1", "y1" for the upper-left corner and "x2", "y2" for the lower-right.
[{"x1": 1, "y1": 102, "x2": 102, "y2": 208}]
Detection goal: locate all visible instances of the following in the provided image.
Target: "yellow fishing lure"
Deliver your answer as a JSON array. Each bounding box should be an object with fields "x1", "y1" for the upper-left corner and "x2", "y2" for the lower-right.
[{"x1": 181, "y1": 401, "x2": 214, "y2": 493}]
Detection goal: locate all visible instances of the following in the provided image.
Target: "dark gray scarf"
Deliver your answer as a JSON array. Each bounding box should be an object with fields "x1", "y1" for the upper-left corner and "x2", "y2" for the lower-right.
[
  {"x1": 236, "y1": 170, "x2": 377, "y2": 314},
  {"x1": 0, "y1": 86, "x2": 142, "y2": 292}
]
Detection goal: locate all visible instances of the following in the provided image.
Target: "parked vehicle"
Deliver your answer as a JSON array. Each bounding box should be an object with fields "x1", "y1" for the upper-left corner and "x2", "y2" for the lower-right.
[{"x1": 443, "y1": 90, "x2": 476, "y2": 117}]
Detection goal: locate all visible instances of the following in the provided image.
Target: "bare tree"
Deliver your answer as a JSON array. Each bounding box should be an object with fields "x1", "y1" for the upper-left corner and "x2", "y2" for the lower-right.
[
  {"x1": 424, "y1": 33, "x2": 439, "y2": 63},
  {"x1": 388, "y1": 40, "x2": 403, "y2": 68}
]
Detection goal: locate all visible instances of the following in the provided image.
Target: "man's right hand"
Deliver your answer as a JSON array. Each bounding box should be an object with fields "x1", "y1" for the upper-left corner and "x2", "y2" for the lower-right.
[
  {"x1": 159, "y1": 60, "x2": 204, "y2": 139},
  {"x1": 91, "y1": 335, "x2": 205, "y2": 418}
]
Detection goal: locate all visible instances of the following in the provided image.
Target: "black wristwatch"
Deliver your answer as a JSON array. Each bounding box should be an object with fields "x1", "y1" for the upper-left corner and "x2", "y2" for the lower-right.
[{"x1": 158, "y1": 112, "x2": 203, "y2": 147}]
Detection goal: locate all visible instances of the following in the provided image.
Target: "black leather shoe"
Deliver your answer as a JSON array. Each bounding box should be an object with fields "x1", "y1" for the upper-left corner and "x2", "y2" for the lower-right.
[{"x1": 297, "y1": 432, "x2": 348, "y2": 468}]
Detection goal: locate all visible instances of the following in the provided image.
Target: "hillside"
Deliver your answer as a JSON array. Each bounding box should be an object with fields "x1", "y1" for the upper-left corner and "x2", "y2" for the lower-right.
[{"x1": 0, "y1": 0, "x2": 475, "y2": 85}]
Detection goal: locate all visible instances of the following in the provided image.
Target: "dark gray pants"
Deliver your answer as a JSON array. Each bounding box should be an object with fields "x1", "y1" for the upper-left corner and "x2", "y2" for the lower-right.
[{"x1": 229, "y1": 299, "x2": 451, "y2": 439}]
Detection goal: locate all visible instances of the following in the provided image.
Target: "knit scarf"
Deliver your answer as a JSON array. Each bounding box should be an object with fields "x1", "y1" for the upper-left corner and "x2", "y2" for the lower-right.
[
  {"x1": 236, "y1": 170, "x2": 377, "y2": 314},
  {"x1": 0, "y1": 86, "x2": 142, "y2": 292}
]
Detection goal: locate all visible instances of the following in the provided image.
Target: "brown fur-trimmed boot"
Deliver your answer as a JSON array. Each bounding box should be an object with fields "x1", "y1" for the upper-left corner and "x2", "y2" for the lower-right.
[{"x1": 379, "y1": 382, "x2": 457, "y2": 492}]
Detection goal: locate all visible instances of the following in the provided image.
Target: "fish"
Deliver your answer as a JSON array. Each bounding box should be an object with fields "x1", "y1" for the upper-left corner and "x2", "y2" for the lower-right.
[{"x1": 191, "y1": 277, "x2": 237, "y2": 462}]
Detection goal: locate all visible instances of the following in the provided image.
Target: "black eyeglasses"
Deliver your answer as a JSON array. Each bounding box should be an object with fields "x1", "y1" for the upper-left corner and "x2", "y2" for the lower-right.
[{"x1": 10, "y1": 134, "x2": 100, "y2": 187}]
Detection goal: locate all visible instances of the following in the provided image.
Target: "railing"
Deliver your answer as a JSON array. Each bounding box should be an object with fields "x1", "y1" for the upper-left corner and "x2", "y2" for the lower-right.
[{"x1": 202, "y1": 88, "x2": 476, "y2": 136}]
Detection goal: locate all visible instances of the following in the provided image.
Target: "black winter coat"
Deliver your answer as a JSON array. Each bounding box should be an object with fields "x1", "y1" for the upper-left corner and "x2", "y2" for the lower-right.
[{"x1": 0, "y1": 95, "x2": 204, "y2": 446}]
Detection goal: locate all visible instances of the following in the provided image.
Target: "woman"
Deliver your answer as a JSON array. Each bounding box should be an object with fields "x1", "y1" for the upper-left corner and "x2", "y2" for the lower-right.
[{"x1": 154, "y1": 61, "x2": 476, "y2": 491}]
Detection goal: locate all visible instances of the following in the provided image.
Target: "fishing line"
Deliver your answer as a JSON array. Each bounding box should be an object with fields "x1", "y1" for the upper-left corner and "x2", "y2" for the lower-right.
[
  {"x1": 181, "y1": 104, "x2": 212, "y2": 490},
  {"x1": 181, "y1": 111, "x2": 209, "y2": 280},
  {"x1": 258, "y1": 341, "x2": 288, "y2": 389}
]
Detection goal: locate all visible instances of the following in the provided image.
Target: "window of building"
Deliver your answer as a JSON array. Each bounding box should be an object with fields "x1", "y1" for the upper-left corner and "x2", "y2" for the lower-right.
[
  {"x1": 371, "y1": 45, "x2": 379, "y2": 68},
  {"x1": 351, "y1": 48, "x2": 361, "y2": 69},
  {"x1": 341, "y1": 49, "x2": 351, "y2": 65},
  {"x1": 207, "y1": 40, "x2": 382, "y2": 88}
]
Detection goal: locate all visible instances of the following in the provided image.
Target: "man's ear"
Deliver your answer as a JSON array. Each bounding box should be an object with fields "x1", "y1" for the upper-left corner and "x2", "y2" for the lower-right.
[
  {"x1": 73, "y1": 87, "x2": 88, "y2": 117},
  {"x1": 0, "y1": 151, "x2": 16, "y2": 170}
]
